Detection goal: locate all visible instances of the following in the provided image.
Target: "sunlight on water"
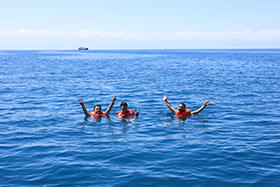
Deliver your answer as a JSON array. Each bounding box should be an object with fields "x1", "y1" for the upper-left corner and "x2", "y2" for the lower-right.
[{"x1": 1, "y1": 49, "x2": 280, "y2": 186}]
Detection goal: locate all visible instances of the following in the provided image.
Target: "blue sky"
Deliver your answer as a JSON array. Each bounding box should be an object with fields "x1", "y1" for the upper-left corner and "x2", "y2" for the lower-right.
[{"x1": 0, "y1": 0, "x2": 280, "y2": 49}]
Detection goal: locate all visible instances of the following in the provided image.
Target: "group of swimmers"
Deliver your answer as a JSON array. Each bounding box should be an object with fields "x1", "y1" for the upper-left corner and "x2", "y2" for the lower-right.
[{"x1": 79, "y1": 95, "x2": 210, "y2": 118}]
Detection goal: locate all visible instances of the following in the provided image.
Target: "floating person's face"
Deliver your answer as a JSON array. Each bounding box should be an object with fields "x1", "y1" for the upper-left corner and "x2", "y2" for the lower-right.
[
  {"x1": 120, "y1": 103, "x2": 128, "y2": 111},
  {"x1": 178, "y1": 104, "x2": 186, "y2": 113},
  {"x1": 94, "y1": 105, "x2": 102, "y2": 114}
]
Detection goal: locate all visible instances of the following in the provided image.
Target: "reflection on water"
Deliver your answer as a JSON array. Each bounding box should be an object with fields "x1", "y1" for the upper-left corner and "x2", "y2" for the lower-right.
[{"x1": 77, "y1": 114, "x2": 212, "y2": 150}]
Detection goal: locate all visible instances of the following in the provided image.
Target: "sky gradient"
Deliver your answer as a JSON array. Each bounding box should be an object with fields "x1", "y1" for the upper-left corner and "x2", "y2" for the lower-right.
[{"x1": 1, "y1": 0, "x2": 280, "y2": 49}]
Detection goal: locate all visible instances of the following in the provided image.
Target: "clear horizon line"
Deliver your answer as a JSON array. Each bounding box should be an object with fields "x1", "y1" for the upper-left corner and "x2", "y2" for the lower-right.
[{"x1": 1, "y1": 47, "x2": 280, "y2": 51}]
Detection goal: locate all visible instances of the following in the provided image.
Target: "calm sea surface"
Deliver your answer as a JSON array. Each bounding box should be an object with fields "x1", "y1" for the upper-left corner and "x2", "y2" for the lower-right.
[{"x1": 1, "y1": 49, "x2": 280, "y2": 186}]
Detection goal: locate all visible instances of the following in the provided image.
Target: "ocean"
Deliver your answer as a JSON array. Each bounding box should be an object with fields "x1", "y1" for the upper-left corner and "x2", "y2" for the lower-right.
[{"x1": 1, "y1": 49, "x2": 280, "y2": 186}]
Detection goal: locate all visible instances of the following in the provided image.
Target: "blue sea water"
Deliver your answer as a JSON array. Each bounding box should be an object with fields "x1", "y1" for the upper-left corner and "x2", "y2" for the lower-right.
[{"x1": 0, "y1": 49, "x2": 280, "y2": 186}]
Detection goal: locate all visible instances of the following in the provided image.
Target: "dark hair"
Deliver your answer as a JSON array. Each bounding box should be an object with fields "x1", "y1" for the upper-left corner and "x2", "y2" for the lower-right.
[
  {"x1": 94, "y1": 104, "x2": 102, "y2": 110},
  {"x1": 120, "y1": 102, "x2": 128, "y2": 107},
  {"x1": 179, "y1": 103, "x2": 186, "y2": 108}
]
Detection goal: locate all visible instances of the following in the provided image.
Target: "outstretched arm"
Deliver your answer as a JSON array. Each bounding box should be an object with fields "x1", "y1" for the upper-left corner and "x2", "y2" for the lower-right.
[
  {"x1": 191, "y1": 100, "x2": 211, "y2": 115},
  {"x1": 163, "y1": 95, "x2": 176, "y2": 113},
  {"x1": 105, "y1": 95, "x2": 117, "y2": 116},
  {"x1": 79, "y1": 98, "x2": 91, "y2": 116}
]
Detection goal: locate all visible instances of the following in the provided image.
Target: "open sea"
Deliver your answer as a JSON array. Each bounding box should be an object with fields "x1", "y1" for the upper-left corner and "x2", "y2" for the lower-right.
[{"x1": 0, "y1": 49, "x2": 280, "y2": 186}]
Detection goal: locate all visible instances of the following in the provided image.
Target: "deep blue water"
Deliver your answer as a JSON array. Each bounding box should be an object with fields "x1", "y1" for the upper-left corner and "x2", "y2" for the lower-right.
[{"x1": 1, "y1": 49, "x2": 280, "y2": 186}]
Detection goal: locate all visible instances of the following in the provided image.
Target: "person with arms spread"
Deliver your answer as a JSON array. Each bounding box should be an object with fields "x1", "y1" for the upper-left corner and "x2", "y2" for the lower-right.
[
  {"x1": 163, "y1": 95, "x2": 210, "y2": 118},
  {"x1": 79, "y1": 95, "x2": 117, "y2": 117},
  {"x1": 117, "y1": 102, "x2": 139, "y2": 118}
]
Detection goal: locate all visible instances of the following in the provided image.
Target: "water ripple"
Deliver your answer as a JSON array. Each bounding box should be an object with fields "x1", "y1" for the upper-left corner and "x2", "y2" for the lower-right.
[{"x1": 1, "y1": 49, "x2": 280, "y2": 186}]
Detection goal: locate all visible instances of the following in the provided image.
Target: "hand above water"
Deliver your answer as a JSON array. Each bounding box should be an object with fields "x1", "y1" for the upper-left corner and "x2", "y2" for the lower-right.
[
  {"x1": 135, "y1": 108, "x2": 139, "y2": 116},
  {"x1": 79, "y1": 98, "x2": 84, "y2": 106},
  {"x1": 204, "y1": 99, "x2": 211, "y2": 106},
  {"x1": 112, "y1": 95, "x2": 117, "y2": 102}
]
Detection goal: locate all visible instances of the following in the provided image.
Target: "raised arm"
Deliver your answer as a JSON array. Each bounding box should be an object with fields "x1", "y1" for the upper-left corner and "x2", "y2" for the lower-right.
[
  {"x1": 191, "y1": 100, "x2": 211, "y2": 115},
  {"x1": 79, "y1": 98, "x2": 91, "y2": 116},
  {"x1": 163, "y1": 95, "x2": 176, "y2": 113},
  {"x1": 105, "y1": 95, "x2": 117, "y2": 116}
]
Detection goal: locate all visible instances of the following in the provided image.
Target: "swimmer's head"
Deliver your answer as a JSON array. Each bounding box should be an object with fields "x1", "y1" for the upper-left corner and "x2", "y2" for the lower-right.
[
  {"x1": 120, "y1": 102, "x2": 128, "y2": 110},
  {"x1": 94, "y1": 104, "x2": 102, "y2": 114},
  {"x1": 178, "y1": 103, "x2": 186, "y2": 113}
]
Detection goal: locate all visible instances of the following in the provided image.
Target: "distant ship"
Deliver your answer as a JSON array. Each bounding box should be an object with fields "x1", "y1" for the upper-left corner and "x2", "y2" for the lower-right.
[{"x1": 78, "y1": 47, "x2": 89, "y2": 50}]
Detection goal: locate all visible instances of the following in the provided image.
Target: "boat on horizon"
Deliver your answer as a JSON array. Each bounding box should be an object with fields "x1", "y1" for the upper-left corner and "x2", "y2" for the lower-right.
[{"x1": 78, "y1": 47, "x2": 89, "y2": 50}]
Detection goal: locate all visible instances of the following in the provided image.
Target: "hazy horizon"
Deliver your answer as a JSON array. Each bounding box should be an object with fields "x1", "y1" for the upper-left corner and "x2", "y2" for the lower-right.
[{"x1": 1, "y1": 0, "x2": 280, "y2": 50}]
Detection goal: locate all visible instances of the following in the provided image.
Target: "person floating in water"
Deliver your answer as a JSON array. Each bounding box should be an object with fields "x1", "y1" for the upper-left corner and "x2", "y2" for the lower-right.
[
  {"x1": 163, "y1": 95, "x2": 210, "y2": 118},
  {"x1": 79, "y1": 95, "x2": 117, "y2": 117},
  {"x1": 116, "y1": 102, "x2": 139, "y2": 118}
]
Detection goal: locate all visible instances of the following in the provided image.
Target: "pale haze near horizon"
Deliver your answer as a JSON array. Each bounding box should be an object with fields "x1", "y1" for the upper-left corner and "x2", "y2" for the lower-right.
[{"x1": 0, "y1": 0, "x2": 279, "y2": 50}]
